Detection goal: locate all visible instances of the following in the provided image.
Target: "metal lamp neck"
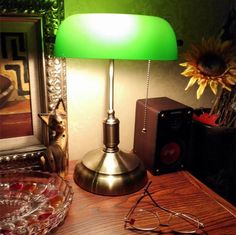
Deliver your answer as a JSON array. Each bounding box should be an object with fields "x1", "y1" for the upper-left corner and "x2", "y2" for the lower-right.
[{"x1": 103, "y1": 59, "x2": 120, "y2": 153}]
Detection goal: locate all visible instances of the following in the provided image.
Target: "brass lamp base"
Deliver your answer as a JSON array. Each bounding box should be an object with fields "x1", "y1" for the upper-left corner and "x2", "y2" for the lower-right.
[{"x1": 73, "y1": 148, "x2": 147, "y2": 195}]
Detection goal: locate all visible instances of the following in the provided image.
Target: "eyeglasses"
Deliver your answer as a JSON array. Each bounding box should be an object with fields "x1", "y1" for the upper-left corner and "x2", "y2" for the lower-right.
[{"x1": 124, "y1": 181, "x2": 205, "y2": 234}]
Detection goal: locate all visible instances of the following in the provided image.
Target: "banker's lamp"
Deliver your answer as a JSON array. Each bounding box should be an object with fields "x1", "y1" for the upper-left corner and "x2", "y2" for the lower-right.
[{"x1": 54, "y1": 13, "x2": 177, "y2": 195}]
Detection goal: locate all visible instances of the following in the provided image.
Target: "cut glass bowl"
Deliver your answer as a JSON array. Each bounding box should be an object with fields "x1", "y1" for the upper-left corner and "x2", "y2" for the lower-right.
[{"x1": 0, "y1": 170, "x2": 73, "y2": 234}]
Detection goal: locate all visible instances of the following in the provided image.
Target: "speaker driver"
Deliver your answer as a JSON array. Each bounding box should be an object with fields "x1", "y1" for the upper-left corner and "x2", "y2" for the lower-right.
[{"x1": 160, "y1": 142, "x2": 181, "y2": 165}]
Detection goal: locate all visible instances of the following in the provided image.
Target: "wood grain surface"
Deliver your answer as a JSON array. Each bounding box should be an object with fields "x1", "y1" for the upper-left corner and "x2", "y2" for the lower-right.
[{"x1": 53, "y1": 160, "x2": 236, "y2": 235}]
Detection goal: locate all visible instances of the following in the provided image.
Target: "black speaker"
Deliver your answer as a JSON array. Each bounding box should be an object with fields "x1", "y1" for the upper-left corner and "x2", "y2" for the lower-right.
[{"x1": 133, "y1": 97, "x2": 193, "y2": 175}]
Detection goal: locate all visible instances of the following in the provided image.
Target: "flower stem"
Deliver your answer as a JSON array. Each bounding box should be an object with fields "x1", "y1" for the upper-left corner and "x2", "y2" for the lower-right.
[{"x1": 209, "y1": 87, "x2": 223, "y2": 116}]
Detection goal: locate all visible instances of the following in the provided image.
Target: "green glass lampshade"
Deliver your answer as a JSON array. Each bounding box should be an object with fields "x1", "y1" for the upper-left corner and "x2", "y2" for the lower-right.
[{"x1": 54, "y1": 13, "x2": 177, "y2": 60}]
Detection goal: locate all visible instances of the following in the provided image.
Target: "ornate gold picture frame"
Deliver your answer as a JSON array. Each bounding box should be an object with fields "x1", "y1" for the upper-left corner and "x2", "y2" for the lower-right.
[{"x1": 0, "y1": 0, "x2": 67, "y2": 170}]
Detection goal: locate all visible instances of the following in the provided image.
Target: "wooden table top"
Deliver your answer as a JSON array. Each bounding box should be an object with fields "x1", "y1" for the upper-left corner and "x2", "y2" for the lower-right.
[{"x1": 54, "y1": 160, "x2": 236, "y2": 235}]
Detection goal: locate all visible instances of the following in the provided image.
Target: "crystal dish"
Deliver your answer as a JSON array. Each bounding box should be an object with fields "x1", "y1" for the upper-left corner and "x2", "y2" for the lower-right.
[{"x1": 0, "y1": 170, "x2": 73, "y2": 235}]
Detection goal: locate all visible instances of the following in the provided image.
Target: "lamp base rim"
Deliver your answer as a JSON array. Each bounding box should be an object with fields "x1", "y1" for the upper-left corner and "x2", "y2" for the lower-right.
[{"x1": 73, "y1": 148, "x2": 148, "y2": 195}]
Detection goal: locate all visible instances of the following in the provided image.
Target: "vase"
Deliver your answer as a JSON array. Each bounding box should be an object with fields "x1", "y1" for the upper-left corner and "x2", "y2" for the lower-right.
[{"x1": 187, "y1": 120, "x2": 236, "y2": 205}]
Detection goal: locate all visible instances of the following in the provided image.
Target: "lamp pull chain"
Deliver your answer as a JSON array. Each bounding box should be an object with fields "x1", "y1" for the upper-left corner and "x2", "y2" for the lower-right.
[{"x1": 142, "y1": 60, "x2": 151, "y2": 133}]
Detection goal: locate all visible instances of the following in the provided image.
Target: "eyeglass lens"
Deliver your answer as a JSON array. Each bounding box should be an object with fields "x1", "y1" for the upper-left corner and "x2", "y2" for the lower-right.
[{"x1": 129, "y1": 207, "x2": 199, "y2": 233}]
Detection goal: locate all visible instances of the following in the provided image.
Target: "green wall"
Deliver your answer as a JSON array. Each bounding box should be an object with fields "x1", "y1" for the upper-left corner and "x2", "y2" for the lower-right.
[{"x1": 64, "y1": 0, "x2": 233, "y2": 48}]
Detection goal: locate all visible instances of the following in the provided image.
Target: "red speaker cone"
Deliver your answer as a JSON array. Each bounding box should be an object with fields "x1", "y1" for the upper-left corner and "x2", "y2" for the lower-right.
[{"x1": 160, "y1": 142, "x2": 181, "y2": 165}]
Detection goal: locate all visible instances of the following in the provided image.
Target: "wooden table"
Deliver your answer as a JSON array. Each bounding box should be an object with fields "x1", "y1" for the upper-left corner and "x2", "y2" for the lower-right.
[{"x1": 54, "y1": 160, "x2": 236, "y2": 235}]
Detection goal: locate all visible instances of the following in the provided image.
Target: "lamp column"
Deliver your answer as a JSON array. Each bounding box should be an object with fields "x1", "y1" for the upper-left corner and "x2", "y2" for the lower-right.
[
  {"x1": 73, "y1": 59, "x2": 147, "y2": 195},
  {"x1": 103, "y1": 59, "x2": 120, "y2": 153}
]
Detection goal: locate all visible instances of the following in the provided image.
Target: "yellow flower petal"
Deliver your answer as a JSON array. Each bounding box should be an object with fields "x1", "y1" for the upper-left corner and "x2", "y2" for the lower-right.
[
  {"x1": 180, "y1": 62, "x2": 187, "y2": 66},
  {"x1": 218, "y1": 79, "x2": 232, "y2": 91},
  {"x1": 185, "y1": 76, "x2": 198, "y2": 90},
  {"x1": 223, "y1": 85, "x2": 232, "y2": 91},
  {"x1": 209, "y1": 80, "x2": 218, "y2": 95},
  {"x1": 181, "y1": 66, "x2": 196, "y2": 77},
  {"x1": 229, "y1": 68, "x2": 236, "y2": 76},
  {"x1": 196, "y1": 80, "x2": 207, "y2": 99},
  {"x1": 225, "y1": 76, "x2": 236, "y2": 85}
]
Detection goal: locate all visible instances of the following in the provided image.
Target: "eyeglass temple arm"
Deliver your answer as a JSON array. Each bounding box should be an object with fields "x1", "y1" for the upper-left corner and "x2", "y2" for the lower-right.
[
  {"x1": 124, "y1": 181, "x2": 153, "y2": 222},
  {"x1": 178, "y1": 213, "x2": 205, "y2": 228},
  {"x1": 143, "y1": 182, "x2": 166, "y2": 209}
]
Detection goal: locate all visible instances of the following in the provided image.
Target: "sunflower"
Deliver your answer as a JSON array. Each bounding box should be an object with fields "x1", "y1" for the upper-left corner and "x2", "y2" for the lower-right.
[{"x1": 180, "y1": 38, "x2": 236, "y2": 99}]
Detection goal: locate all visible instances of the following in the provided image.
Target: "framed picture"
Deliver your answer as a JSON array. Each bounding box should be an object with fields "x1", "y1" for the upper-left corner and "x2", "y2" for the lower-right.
[
  {"x1": 0, "y1": 0, "x2": 67, "y2": 170},
  {"x1": 0, "y1": 16, "x2": 44, "y2": 149}
]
